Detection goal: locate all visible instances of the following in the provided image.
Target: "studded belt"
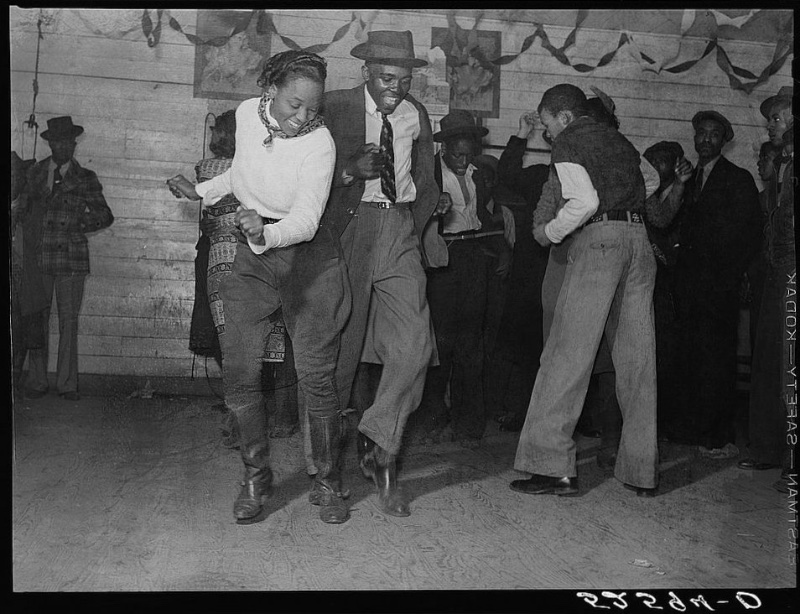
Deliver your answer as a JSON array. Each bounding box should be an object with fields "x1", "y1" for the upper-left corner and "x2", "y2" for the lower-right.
[{"x1": 586, "y1": 210, "x2": 644, "y2": 226}]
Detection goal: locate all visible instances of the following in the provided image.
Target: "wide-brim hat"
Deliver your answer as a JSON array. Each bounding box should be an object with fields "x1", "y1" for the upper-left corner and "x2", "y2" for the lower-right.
[
  {"x1": 351, "y1": 30, "x2": 427, "y2": 68},
  {"x1": 433, "y1": 109, "x2": 489, "y2": 143},
  {"x1": 40, "y1": 116, "x2": 84, "y2": 141},
  {"x1": 692, "y1": 110, "x2": 734, "y2": 142},
  {"x1": 760, "y1": 85, "x2": 793, "y2": 119}
]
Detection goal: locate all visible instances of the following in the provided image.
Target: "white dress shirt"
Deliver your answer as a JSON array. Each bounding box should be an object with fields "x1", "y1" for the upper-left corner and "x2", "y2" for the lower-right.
[
  {"x1": 440, "y1": 158, "x2": 481, "y2": 234},
  {"x1": 361, "y1": 86, "x2": 419, "y2": 204}
]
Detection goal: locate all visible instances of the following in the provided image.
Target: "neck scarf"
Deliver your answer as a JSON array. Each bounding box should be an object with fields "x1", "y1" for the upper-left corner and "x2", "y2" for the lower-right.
[{"x1": 257, "y1": 92, "x2": 325, "y2": 148}]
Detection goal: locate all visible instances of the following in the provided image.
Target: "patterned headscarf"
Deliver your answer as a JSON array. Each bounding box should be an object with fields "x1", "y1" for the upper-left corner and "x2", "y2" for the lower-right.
[{"x1": 257, "y1": 92, "x2": 326, "y2": 148}]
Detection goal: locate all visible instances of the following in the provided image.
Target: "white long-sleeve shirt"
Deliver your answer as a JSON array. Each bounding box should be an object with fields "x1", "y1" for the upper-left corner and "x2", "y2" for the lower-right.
[
  {"x1": 195, "y1": 97, "x2": 336, "y2": 253},
  {"x1": 544, "y1": 157, "x2": 660, "y2": 245},
  {"x1": 544, "y1": 162, "x2": 600, "y2": 244}
]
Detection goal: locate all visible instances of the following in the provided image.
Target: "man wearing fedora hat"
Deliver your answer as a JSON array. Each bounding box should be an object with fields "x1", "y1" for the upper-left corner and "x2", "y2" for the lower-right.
[
  {"x1": 15, "y1": 116, "x2": 114, "y2": 401},
  {"x1": 741, "y1": 87, "x2": 794, "y2": 486},
  {"x1": 321, "y1": 30, "x2": 444, "y2": 516},
  {"x1": 414, "y1": 109, "x2": 510, "y2": 446},
  {"x1": 666, "y1": 109, "x2": 760, "y2": 458}
]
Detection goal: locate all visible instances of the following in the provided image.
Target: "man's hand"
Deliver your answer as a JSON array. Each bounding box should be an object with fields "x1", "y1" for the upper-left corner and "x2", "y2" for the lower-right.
[
  {"x1": 347, "y1": 143, "x2": 384, "y2": 180},
  {"x1": 533, "y1": 224, "x2": 552, "y2": 247},
  {"x1": 166, "y1": 174, "x2": 201, "y2": 200},
  {"x1": 494, "y1": 249, "x2": 512, "y2": 279},
  {"x1": 235, "y1": 206, "x2": 266, "y2": 246},
  {"x1": 516, "y1": 112, "x2": 539, "y2": 140},
  {"x1": 435, "y1": 192, "x2": 453, "y2": 217},
  {"x1": 674, "y1": 158, "x2": 693, "y2": 185},
  {"x1": 199, "y1": 215, "x2": 215, "y2": 237}
]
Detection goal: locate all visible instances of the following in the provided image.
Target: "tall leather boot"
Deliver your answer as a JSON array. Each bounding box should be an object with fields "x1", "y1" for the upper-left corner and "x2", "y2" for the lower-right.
[
  {"x1": 360, "y1": 435, "x2": 410, "y2": 517},
  {"x1": 308, "y1": 414, "x2": 350, "y2": 524},
  {"x1": 231, "y1": 404, "x2": 273, "y2": 523}
]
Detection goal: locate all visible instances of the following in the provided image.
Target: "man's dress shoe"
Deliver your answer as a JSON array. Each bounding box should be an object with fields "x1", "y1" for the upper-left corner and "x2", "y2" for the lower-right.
[{"x1": 510, "y1": 474, "x2": 578, "y2": 496}]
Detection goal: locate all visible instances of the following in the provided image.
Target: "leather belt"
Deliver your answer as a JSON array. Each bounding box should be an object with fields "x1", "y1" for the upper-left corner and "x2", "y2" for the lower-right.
[
  {"x1": 361, "y1": 201, "x2": 411, "y2": 209},
  {"x1": 586, "y1": 210, "x2": 644, "y2": 226},
  {"x1": 443, "y1": 229, "x2": 504, "y2": 241}
]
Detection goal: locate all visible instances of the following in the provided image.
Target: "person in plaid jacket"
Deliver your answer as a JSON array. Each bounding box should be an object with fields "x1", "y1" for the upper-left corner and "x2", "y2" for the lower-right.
[{"x1": 16, "y1": 116, "x2": 114, "y2": 401}]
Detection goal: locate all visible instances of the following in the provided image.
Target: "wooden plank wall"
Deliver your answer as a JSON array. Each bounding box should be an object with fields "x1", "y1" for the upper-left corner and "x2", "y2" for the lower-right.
[{"x1": 9, "y1": 8, "x2": 793, "y2": 380}]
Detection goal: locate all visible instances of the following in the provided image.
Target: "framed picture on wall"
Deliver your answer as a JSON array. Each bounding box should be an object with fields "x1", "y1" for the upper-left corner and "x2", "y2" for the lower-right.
[
  {"x1": 431, "y1": 26, "x2": 501, "y2": 118},
  {"x1": 193, "y1": 10, "x2": 270, "y2": 101}
]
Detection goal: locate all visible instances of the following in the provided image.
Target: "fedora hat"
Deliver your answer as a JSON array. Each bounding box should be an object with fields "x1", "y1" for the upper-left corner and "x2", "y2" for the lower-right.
[
  {"x1": 692, "y1": 110, "x2": 734, "y2": 142},
  {"x1": 433, "y1": 110, "x2": 489, "y2": 143},
  {"x1": 40, "y1": 116, "x2": 84, "y2": 141},
  {"x1": 351, "y1": 30, "x2": 427, "y2": 68},
  {"x1": 760, "y1": 86, "x2": 793, "y2": 120}
]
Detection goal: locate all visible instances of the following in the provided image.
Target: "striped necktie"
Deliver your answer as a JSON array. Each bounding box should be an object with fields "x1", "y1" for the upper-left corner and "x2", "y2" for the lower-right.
[
  {"x1": 380, "y1": 113, "x2": 396, "y2": 203},
  {"x1": 52, "y1": 165, "x2": 63, "y2": 193}
]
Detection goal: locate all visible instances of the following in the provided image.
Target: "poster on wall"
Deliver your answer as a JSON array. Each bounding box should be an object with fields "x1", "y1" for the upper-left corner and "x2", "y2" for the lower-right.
[
  {"x1": 410, "y1": 46, "x2": 451, "y2": 117},
  {"x1": 431, "y1": 27, "x2": 501, "y2": 119},
  {"x1": 193, "y1": 10, "x2": 270, "y2": 101}
]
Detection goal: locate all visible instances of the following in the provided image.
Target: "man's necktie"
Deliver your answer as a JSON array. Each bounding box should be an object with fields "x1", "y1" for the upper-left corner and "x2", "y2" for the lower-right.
[
  {"x1": 380, "y1": 113, "x2": 396, "y2": 203},
  {"x1": 53, "y1": 165, "x2": 63, "y2": 191},
  {"x1": 693, "y1": 165, "x2": 704, "y2": 202}
]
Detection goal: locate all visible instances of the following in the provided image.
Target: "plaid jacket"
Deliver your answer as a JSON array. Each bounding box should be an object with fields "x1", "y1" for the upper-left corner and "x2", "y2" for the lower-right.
[{"x1": 19, "y1": 157, "x2": 114, "y2": 276}]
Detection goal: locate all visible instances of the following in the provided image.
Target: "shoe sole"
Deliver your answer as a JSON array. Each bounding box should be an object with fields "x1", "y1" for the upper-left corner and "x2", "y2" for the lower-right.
[
  {"x1": 374, "y1": 498, "x2": 411, "y2": 517},
  {"x1": 737, "y1": 463, "x2": 779, "y2": 471},
  {"x1": 235, "y1": 507, "x2": 269, "y2": 525},
  {"x1": 234, "y1": 489, "x2": 272, "y2": 525},
  {"x1": 510, "y1": 484, "x2": 579, "y2": 496},
  {"x1": 623, "y1": 484, "x2": 658, "y2": 497}
]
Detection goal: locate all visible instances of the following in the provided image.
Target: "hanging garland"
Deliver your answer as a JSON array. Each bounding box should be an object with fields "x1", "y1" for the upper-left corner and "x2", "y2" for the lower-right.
[
  {"x1": 435, "y1": 9, "x2": 792, "y2": 94},
  {"x1": 141, "y1": 8, "x2": 363, "y2": 53},
  {"x1": 138, "y1": 9, "x2": 792, "y2": 94}
]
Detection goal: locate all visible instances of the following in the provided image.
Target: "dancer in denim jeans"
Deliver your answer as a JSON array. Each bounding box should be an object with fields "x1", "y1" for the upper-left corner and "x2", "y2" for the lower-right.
[
  {"x1": 509, "y1": 84, "x2": 659, "y2": 497},
  {"x1": 167, "y1": 51, "x2": 351, "y2": 525}
]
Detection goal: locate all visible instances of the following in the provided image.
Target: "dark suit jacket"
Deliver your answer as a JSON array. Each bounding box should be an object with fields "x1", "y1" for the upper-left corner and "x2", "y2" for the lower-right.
[
  {"x1": 321, "y1": 84, "x2": 443, "y2": 267},
  {"x1": 675, "y1": 155, "x2": 761, "y2": 291},
  {"x1": 497, "y1": 135, "x2": 551, "y2": 212},
  {"x1": 764, "y1": 156, "x2": 794, "y2": 269}
]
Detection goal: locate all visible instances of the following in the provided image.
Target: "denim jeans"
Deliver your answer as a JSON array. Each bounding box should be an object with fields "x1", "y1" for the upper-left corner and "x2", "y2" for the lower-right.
[
  {"x1": 514, "y1": 221, "x2": 659, "y2": 488},
  {"x1": 336, "y1": 203, "x2": 433, "y2": 455},
  {"x1": 219, "y1": 228, "x2": 350, "y2": 466}
]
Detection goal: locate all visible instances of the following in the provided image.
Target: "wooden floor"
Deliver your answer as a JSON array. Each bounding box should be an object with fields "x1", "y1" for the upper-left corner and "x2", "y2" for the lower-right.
[{"x1": 12, "y1": 390, "x2": 796, "y2": 596}]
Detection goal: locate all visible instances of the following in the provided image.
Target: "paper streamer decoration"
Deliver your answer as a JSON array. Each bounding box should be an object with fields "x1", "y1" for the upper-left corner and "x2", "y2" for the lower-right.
[
  {"x1": 138, "y1": 8, "x2": 791, "y2": 94},
  {"x1": 141, "y1": 8, "x2": 368, "y2": 54}
]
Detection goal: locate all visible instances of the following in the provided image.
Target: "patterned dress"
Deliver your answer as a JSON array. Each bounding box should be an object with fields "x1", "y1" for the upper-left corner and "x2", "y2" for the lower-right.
[{"x1": 195, "y1": 157, "x2": 285, "y2": 362}]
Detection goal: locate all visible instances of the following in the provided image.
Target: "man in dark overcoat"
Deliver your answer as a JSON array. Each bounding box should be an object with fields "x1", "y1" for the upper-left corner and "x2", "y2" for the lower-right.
[
  {"x1": 669, "y1": 110, "x2": 761, "y2": 457},
  {"x1": 16, "y1": 116, "x2": 114, "y2": 401}
]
